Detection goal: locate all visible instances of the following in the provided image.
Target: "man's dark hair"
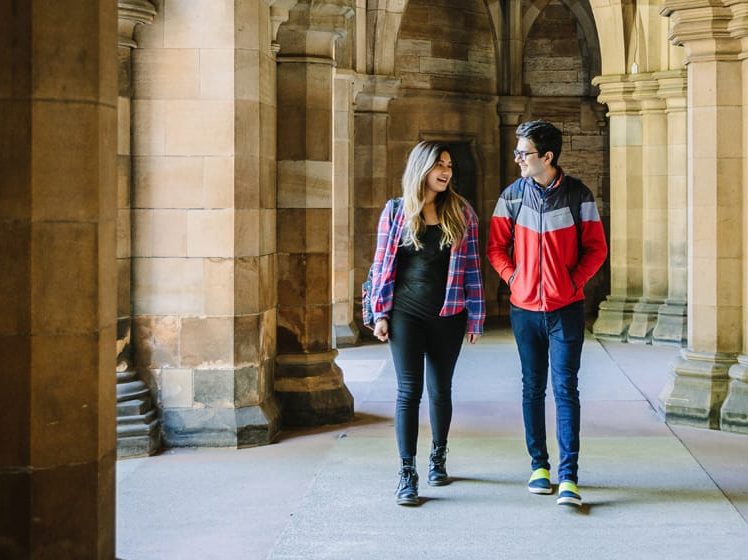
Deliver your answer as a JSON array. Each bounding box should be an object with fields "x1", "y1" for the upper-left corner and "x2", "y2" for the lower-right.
[{"x1": 516, "y1": 120, "x2": 563, "y2": 167}]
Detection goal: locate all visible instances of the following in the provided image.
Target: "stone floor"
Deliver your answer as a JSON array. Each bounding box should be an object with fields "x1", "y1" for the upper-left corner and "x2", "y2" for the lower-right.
[{"x1": 117, "y1": 328, "x2": 748, "y2": 559}]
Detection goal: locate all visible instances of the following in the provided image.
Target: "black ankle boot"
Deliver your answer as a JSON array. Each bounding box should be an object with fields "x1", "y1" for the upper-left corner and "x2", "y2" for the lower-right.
[
  {"x1": 428, "y1": 443, "x2": 449, "y2": 486},
  {"x1": 396, "y1": 458, "x2": 419, "y2": 506}
]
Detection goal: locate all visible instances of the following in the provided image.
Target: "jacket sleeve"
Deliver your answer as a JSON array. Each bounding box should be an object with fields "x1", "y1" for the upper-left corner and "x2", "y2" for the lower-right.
[
  {"x1": 463, "y1": 203, "x2": 485, "y2": 334},
  {"x1": 570, "y1": 193, "x2": 608, "y2": 289},
  {"x1": 486, "y1": 189, "x2": 516, "y2": 284},
  {"x1": 371, "y1": 199, "x2": 394, "y2": 321}
]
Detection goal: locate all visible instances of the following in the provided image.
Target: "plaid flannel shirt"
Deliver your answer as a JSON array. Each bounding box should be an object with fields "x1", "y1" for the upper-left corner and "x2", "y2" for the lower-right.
[{"x1": 370, "y1": 197, "x2": 486, "y2": 334}]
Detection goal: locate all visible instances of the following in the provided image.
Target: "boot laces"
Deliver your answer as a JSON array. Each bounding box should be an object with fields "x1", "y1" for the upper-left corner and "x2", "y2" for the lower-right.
[{"x1": 430, "y1": 446, "x2": 448, "y2": 467}]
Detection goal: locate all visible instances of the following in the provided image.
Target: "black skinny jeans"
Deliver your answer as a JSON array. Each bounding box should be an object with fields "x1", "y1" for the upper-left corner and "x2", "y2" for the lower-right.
[{"x1": 388, "y1": 308, "x2": 467, "y2": 460}]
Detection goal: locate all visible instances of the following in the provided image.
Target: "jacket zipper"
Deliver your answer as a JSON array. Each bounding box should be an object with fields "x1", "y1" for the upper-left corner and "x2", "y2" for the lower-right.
[{"x1": 538, "y1": 191, "x2": 544, "y2": 310}]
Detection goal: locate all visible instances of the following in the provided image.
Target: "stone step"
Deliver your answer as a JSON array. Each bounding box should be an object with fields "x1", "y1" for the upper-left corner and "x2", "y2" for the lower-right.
[
  {"x1": 117, "y1": 380, "x2": 150, "y2": 402},
  {"x1": 117, "y1": 370, "x2": 139, "y2": 384},
  {"x1": 117, "y1": 398, "x2": 152, "y2": 417},
  {"x1": 117, "y1": 409, "x2": 157, "y2": 428},
  {"x1": 117, "y1": 418, "x2": 161, "y2": 459}
]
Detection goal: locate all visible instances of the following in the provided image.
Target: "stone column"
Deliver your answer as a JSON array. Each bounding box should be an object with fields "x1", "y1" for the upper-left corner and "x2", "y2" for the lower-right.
[
  {"x1": 132, "y1": 0, "x2": 281, "y2": 446},
  {"x1": 0, "y1": 2, "x2": 117, "y2": 557},
  {"x1": 495, "y1": 96, "x2": 529, "y2": 319},
  {"x1": 653, "y1": 69, "x2": 688, "y2": 346},
  {"x1": 275, "y1": 1, "x2": 354, "y2": 425},
  {"x1": 592, "y1": 76, "x2": 643, "y2": 341},
  {"x1": 628, "y1": 75, "x2": 669, "y2": 343},
  {"x1": 721, "y1": 0, "x2": 748, "y2": 434},
  {"x1": 332, "y1": 69, "x2": 359, "y2": 346},
  {"x1": 497, "y1": 97, "x2": 529, "y2": 188},
  {"x1": 116, "y1": 0, "x2": 161, "y2": 459},
  {"x1": 659, "y1": 2, "x2": 742, "y2": 429},
  {"x1": 353, "y1": 75, "x2": 399, "y2": 331}
]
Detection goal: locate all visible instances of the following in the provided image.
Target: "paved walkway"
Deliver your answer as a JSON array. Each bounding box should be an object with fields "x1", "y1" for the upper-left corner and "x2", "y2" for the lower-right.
[{"x1": 117, "y1": 329, "x2": 748, "y2": 559}]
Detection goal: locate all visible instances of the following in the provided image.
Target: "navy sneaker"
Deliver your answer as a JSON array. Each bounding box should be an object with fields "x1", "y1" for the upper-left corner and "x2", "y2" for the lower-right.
[
  {"x1": 557, "y1": 481, "x2": 582, "y2": 507},
  {"x1": 527, "y1": 468, "x2": 552, "y2": 494}
]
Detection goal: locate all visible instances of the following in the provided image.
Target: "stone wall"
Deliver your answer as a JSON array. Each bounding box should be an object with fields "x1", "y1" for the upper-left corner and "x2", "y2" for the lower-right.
[
  {"x1": 523, "y1": 0, "x2": 591, "y2": 97},
  {"x1": 131, "y1": 0, "x2": 280, "y2": 447},
  {"x1": 395, "y1": 0, "x2": 496, "y2": 96}
]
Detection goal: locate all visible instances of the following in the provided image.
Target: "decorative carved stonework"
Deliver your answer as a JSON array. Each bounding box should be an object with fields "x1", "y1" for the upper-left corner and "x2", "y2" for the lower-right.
[
  {"x1": 276, "y1": 0, "x2": 354, "y2": 59},
  {"x1": 270, "y1": 0, "x2": 302, "y2": 52},
  {"x1": 662, "y1": 1, "x2": 740, "y2": 62},
  {"x1": 118, "y1": 0, "x2": 156, "y2": 48}
]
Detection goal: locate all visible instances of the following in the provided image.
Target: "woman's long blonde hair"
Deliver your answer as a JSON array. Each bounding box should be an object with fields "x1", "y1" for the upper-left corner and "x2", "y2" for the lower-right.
[{"x1": 401, "y1": 141, "x2": 467, "y2": 250}]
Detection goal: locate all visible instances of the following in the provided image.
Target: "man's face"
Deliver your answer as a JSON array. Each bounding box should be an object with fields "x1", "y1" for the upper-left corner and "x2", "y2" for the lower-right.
[{"x1": 514, "y1": 137, "x2": 547, "y2": 180}]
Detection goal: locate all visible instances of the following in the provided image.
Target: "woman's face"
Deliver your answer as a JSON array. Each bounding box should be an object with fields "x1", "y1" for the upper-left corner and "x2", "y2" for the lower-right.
[{"x1": 424, "y1": 151, "x2": 453, "y2": 197}]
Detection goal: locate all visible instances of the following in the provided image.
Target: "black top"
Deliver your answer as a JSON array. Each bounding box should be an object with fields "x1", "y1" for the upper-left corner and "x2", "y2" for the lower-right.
[{"x1": 393, "y1": 225, "x2": 451, "y2": 318}]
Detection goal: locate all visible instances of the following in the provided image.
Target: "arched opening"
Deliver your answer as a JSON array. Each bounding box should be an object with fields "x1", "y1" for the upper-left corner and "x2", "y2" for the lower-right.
[{"x1": 516, "y1": 0, "x2": 610, "y2": 318}]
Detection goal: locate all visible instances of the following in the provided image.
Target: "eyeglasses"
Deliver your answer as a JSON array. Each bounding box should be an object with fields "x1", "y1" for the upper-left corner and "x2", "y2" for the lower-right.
[{"x1": 513, "y1": 150, "x2": 539, "y2": 160}]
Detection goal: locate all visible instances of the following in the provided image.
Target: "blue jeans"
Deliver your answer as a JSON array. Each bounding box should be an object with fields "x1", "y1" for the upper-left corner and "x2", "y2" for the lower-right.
[{"x1": 510, "y1": 301, "x2": 585, "y2": 483}]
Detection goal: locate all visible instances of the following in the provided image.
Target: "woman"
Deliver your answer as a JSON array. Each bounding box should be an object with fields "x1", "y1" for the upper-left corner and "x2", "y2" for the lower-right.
[{"x1": 369, "y1": 141, "x2": 485, "y2": 506}]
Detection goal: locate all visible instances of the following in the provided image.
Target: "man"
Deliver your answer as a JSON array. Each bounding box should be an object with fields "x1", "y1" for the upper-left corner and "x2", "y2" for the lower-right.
[{"x1": 487, "y1": 120, "x2": 607, "y2": 507}]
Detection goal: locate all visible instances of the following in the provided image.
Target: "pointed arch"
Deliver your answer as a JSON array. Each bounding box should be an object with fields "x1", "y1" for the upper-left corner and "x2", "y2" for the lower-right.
[
  {"x1": 588, "y1": 0, "x2": 630, "y2": 75},
  {"x1": 370, "y1": 0, "x2": 503, "y2": 92},
  {"x1": 368, "y1": 0, "x2": 410, "y2": 75}
]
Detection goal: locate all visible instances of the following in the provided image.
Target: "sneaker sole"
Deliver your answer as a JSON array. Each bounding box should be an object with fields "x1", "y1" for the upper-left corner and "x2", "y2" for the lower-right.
[
  {"x1": 528, "y1": 486, "x2": 553, "y2": 495},
  {"x1": 396, "y1": 497, "x2": 419, "y2": 506},
  {"x1": 557, "y1": 496, "x2": 582, "y2": 507},
  {"x1": 427, "y1": 478, "x2": 449, "y2": 487}
]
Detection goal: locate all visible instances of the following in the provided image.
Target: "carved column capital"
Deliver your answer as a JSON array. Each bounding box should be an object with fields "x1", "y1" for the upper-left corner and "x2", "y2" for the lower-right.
[
  {"x1": 276, "y1": 0, "x2": 354, "y2": 59},
  {"x1": 497, "y1": 96, "x2": 528, "y2": 126},
  {"x1": 309, "y1": 0, "x2": 355, "y2": 32},
  {"x1": 724, "y1": 0, "x2": 748, "y2": 57},
  {"x1": 632, "y1": 74, "x2": 666, "y2": 112},
  {"x1": 118, "y1": 0, "x2": 156, "y2": 49},
  {"x1": 592, "y1": 74, "x2": 640, "y2": 115},
  {"x1": 661, "y1": 1, "x2": 741, "y2": 62},
  {"x1": 353, "y1": 74, "x2": 400, "y2": 112},
  {"x1": 269, "y1": 0, "x2": 300, "y2": 52},
  {"x1": 654, "y1": 69, "x2": 688, "y2": 111}
]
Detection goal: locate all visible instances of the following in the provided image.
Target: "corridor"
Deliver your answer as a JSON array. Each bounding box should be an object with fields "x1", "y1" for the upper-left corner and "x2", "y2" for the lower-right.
[{"x1": 117, "y1": 329, "x2": 748, "y2": 559}]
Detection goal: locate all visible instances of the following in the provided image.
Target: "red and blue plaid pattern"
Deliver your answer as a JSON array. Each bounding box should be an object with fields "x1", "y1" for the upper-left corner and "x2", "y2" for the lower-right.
[{"x1": 370, "y1": 198, "x2": 485, "y2": 334}]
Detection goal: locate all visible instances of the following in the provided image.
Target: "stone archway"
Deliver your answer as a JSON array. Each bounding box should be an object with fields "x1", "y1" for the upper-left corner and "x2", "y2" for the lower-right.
[
  {"x1": 493, "y1": 0, "x2": 610, "y2": 319},
  {"x1": 588, "y1": 0, "x2": 631, "y2": 75}
]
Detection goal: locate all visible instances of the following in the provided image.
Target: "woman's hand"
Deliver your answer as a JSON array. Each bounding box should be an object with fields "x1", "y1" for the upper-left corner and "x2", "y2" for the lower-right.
[
  {"x1": 374, "y1": 318, "x2": 389, "y2": 342},
  {"x1": 466, "y1": 333, "x2": 480, "y2": 344}
]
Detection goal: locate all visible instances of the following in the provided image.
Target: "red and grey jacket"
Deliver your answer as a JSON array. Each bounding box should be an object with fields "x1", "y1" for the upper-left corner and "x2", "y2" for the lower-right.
[{"x1": 487, "y1": 170, "x2": 608, "y2": 312}]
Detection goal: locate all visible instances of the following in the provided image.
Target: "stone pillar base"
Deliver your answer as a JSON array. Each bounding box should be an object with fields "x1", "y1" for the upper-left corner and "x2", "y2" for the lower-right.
[
  {"x1": 652, "y1": 300, "x2": 687, "y2": 347},
  {"x1": 275, "y1": 350, "x2": 354, "y2": 426},
  {"x1": 721, "y1": 356, "x2": 748, "y2": 434},
  {"x1": 592, "y1": 295, "x2": 636, "y2": 341},
  {"x1": 162, "y1": 396, "x2": 281, "y2": 448},
  {"x1": 627, "y1": 298, "x2": 664, "y2": 344},
  {"x1": 334, "y1": 321, "x2": 360, "y2": 348},
  {"x1": 658, "y1": 350, "x2": 734, "y2": 429}
]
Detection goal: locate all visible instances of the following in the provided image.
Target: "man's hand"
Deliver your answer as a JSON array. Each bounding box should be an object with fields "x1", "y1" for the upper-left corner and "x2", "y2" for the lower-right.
[{"x1": 374, "y1": 318, "x2": 389, "y2": 342}]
